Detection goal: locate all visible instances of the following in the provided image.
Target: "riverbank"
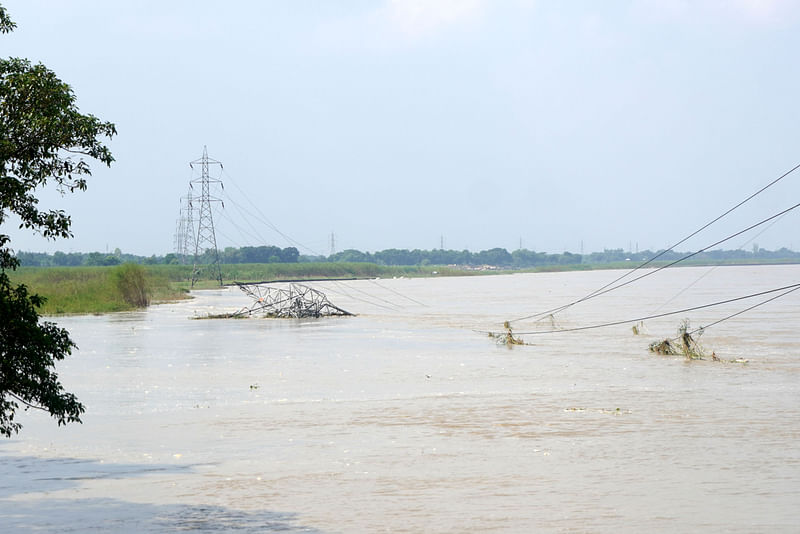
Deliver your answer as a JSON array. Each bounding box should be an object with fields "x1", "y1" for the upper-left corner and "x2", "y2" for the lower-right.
[
  {"x1": 11, "y1": 258, "x2": 800, "y2": 314},
  {"x1": 9, "y1": 262, "x2": 470, "y2": 314},
  {"x1": 10, "y1": 265, "x2": 188, "y2": 315}
]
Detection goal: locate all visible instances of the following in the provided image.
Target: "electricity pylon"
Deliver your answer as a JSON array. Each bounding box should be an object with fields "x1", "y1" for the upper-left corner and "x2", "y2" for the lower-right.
[
  {"x1": 179, "y1": 191, "x2": 195, "y2": 265},
  {"x1": 173, "y1": 210, "x2": 184, "y2": 260},
  {"x1": 189, "y1": 146, "x2": 223, "y2": 287}
]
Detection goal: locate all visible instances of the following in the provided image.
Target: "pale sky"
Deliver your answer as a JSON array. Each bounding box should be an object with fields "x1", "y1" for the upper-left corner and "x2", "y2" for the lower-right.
[{"x1": 3, "y1": 0, "x2": 799, "y2": 256}]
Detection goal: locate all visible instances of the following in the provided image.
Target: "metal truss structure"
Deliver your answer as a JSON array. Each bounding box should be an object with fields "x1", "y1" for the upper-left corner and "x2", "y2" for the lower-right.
[
  {"x1": 173, "y1": 192, "x2": 195, "y2": 265},
  {"x1": 233, "y1": 282, "x2": 354, "y2": 318},
  {"x1": 188, "y1": 146, "x2": 224, "y2": 287}
]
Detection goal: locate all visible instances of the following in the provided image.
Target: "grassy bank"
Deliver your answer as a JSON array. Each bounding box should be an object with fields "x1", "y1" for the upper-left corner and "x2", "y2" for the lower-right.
[
  {"x1": 6, "y1": 262, "x2": 470, "y2": 314},
  {"x1": 10, "y1": 264, "x2": 188, "y2": 315},
  {"x1": 14, "y1": 258, "x2": 796, "y2": 315}
]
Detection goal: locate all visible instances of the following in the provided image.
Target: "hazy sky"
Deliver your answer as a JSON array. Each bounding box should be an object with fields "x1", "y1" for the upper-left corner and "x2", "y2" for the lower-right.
[{"x1": 3, "y1": 0, "x2": 799, "y2": 256}]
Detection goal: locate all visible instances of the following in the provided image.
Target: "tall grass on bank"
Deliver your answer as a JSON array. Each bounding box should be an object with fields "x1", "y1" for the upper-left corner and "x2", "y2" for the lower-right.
[{"x1": 10, "y1": 264, "x2": 187, "y2": 315}]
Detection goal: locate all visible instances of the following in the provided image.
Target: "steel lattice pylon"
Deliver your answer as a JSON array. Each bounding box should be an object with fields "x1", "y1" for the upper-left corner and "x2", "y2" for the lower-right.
[
  {"x1": 173, "y1": 191, "x2": 195, "y2": 265},
  {"x1": 233, "y1": 283, "x2": 354, "y2": 318},
  {"x1": 189, "y1": 146, "x2": 223, "y2": 287}
]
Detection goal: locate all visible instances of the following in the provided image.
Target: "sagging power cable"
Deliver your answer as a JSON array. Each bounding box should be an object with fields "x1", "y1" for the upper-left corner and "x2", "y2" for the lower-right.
[
  {"x1": 369, "y1": 279, "x2": 428, "y2": 307},
  {"x1": 493, "y1": 282, "x2": 800, "y2": 336},
  {"x1": 317, "y1": 280, "x2": 401, "y2": 311},
  {"x1": 508, "y1": 162, "x2": 800, "y2": 324},
  {"x1": 684, "y1": 283, "x2": 800, "y2": 338},
  {"x1": 509, "y1": 198, "x2": 800, "y2": 324},
  {"x1": 221, "y1": 169, "x2": 325, "y2": 257},
  {"x1": 651, "y1": 209, "x2": 791, "y2": 314}
]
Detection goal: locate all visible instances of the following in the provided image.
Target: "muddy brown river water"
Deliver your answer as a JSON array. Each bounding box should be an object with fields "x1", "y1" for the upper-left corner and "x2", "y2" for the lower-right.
[{"x1": 1, "y1": 265, "x2": 799, "y2": 532}]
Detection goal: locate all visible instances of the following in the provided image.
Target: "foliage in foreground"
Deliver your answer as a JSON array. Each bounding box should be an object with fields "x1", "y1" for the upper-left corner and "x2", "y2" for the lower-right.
[
  {"x1": 0, "y1": 4, "x2": 114, "y2": 436},
  {"x1": 0, "y1": 254, "x2": 84, "y2": 437}
]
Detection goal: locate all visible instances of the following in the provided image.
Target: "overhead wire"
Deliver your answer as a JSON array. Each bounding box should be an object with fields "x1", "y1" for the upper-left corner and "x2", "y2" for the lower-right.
[
  {"x1": 508, "y1": 161, "x2": 800, "y2": 324},
  {"x1": 217, "y1": 189, "x2": 274, "y2": 246},
  {"x1": 490, "y1": 283, "x2": 800, "y2": 336},
  {"x1": 220, "y1": 168, "x2": 325, "y2": 256},
  {"x1": 329, "y1": 279, "x2": 405, "y2": 309},
  {"x1": 651, "y1": 209, "x2": 792, "y2": 313},
  {"x1": 509, "y1": 199, "x2": 800, "y2": 324},
  {"x1": 369, "y1": 278, "x2": 428, "y2": 307},
  {"x1": 316, "y1": 280, "x2": 401, "y2": 311},
  {"x1": 212, "y1": 168, "x2": 414, "y2": 310},
  {"x1": 684, "y1": 284, "x2": 800, "y2": 336}
]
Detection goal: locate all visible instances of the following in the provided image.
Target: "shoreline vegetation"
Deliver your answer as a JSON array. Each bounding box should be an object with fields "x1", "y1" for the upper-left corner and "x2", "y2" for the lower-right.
[{"x1": 10, "y1": 254, "x2": 800, "y2": 315}]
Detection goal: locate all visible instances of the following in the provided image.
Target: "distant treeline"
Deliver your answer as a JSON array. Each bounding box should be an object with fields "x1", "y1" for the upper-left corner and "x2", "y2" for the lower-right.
[
  {"x1": 321, "y1": 246, "x2": 800, "y2": 267},
  {"x1": 15, "y1": 245, "x2": 800, "y2": 268},
  {"x1": 16, "y1": 246, "x2": 301, "y2": 267}
]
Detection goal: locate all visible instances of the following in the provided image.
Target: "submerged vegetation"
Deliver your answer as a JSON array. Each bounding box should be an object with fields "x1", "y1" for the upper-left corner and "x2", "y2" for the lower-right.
[
  {"x1": 489, "y1": 321, "x2": 527, "y2": 347},
  {"x1": 649, "y1": 319, "x2": 707, "y2": 360}
]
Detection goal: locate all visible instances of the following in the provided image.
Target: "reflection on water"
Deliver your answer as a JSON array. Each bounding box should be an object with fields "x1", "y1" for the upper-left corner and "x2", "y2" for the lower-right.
[{"x1": 2, "y1": 265, "x2": 799, "y2": 532}]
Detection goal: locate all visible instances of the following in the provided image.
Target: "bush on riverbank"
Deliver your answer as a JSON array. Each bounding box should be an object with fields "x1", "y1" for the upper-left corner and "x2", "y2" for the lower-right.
[{"x1": 113, "y1": 263, "x2": 150, "y2": 307}]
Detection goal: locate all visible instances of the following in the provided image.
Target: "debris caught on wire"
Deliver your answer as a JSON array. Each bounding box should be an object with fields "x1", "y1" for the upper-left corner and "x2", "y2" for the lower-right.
[
  {"x1": 488, "y1": 321, "x2": 528, "y2": 347},
  {"x1": 649, "y1": 319, "x2": 707, "y2": 360}
]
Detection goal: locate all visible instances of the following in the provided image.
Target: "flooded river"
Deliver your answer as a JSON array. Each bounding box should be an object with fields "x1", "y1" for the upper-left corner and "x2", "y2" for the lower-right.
[{"x1": 2, "y1": 265, "x2": 799, "y2": 532}]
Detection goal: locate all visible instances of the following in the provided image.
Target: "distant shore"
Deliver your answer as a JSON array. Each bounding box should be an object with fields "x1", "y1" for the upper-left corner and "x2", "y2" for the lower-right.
[{"x1": 12, "y1": 259, "x2": 799, "y2": 315}]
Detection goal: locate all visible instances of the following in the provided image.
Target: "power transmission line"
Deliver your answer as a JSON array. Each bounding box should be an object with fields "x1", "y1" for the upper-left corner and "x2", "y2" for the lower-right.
[
  {"x1": 494, "y1": 283, "x2": 800, "y2": 336},
  {"x1": 508, "y1": 162, "x2": 800, "y2": 324}
]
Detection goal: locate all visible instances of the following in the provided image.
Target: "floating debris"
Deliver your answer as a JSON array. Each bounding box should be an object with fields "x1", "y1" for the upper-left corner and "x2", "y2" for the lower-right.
[
  {"x1": 489, "y1": 321, "x2": 527, "y2": 347},
  {"x1": 649, "y1": 319, "x2": 707, "y2": 360},
  {"x1": 564, "y1": 407, "x2": 631, "y2": 415}
]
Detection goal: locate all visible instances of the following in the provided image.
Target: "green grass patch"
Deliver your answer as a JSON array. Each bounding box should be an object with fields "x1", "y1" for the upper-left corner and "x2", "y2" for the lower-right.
[{"x1": 10, "y1": 264, "x2": 188, "y2": 315}]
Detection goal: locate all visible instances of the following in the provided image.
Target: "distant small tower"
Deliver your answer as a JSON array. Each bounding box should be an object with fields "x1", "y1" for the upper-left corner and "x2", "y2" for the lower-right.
[
  {"x1": 189, "y1": 146, "x2": 224, "y2": 287},
  {"x1": 174, "y1": 191, "x2": 195, "y2": 265},
  {"x1": 173, "y1": 208, "x2": 184, "y2": 260}
]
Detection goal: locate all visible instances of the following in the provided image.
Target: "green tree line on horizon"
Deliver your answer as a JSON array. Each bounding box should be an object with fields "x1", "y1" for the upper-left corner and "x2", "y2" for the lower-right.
[{"x1": 15, "y1": 244, "x2": 800, "y2": 269}]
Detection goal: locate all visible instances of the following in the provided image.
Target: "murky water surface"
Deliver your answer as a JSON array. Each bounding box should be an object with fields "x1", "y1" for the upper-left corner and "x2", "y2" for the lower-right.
[{"x1": 2, "y1": 265, "x2": 799, "y2": 532}]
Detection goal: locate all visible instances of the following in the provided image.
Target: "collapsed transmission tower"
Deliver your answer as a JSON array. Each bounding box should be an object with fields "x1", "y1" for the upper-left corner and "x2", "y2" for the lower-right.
[
  {"x1": 189, "y1": 146, "x2": 224, "y2": 287},
  {"x1": 232, "y1": 282, "x2": 354, "y2": 318}
]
